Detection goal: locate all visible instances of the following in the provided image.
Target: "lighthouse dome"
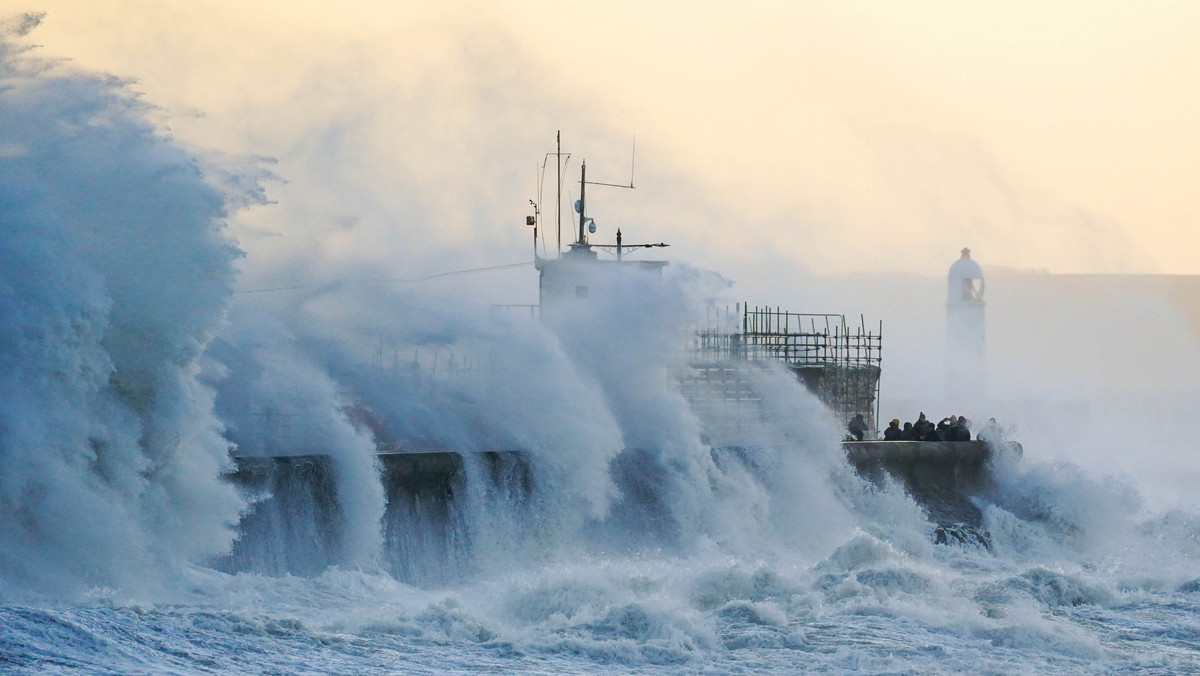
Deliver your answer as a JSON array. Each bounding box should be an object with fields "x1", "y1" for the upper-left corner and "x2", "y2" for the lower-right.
[
  {"x1": 949, "y1": 247, "x2": 983, "y2": 280},
  {"x1": 947, "y1": 248, "x2": 984, "y2": 302}
]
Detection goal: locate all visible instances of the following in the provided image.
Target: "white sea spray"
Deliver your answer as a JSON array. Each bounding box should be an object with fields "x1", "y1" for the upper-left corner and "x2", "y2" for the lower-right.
[{"x1": 0, "y1": 13, "x2": 252, "y2": 596}]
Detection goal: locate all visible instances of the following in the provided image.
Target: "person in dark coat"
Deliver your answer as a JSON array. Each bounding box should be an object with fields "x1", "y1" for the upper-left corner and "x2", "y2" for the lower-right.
[
  {"x1": 953, "y1": 415, "x2": 972, "y2": 441},
  {"x1": 883, "y1": 418, "x2": 902, "y2": 440},
  {"x1": 915, "y1": 412, "x2": 932, "y2": 439},
  {"x1": 937, "y1": 416, "x2": 955, "y2": 441},
  {"x1": 848, "y1": 414, "x2": 869, "y2": 441},
  {"x1": 901, "y1": 421, "x2": 917, "y2": 440}
]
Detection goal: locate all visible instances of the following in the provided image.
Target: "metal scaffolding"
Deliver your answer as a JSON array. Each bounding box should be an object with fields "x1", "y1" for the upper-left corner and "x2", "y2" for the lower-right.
[{"x1": 686, "y1": 303, "x2": 883, "y2": 432}]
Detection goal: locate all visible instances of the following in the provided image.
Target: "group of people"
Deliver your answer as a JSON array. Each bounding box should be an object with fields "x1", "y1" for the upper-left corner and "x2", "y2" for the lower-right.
[
  {"x1": 846, "y1": 412, "x2": 976, "y2": 442},
  {"x1": 887, "y1": 412, "x2": 972, "y2": 441}
]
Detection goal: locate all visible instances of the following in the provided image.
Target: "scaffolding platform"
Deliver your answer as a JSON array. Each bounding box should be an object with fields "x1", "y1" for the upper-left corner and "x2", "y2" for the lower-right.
[{"x1": 685, "y1": 304, "x2": 882, "y2": 432}]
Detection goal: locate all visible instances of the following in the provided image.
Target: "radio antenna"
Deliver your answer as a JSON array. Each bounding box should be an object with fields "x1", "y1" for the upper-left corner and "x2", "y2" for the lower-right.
[{"x1": 630, "y1": 136, "x2": 636, "y2": 189}]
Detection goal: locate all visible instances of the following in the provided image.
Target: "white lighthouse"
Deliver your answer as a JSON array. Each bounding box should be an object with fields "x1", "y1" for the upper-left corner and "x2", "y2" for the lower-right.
[{"x1": 946, "y1": 247, "x2": 985, "y2": 405}]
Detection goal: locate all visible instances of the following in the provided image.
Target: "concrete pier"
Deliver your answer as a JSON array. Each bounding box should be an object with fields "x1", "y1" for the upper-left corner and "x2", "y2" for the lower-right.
[
  {"x1": 843, "y1": 440, "x2": 1019, "y2": 544},
  {"x1": 843, "y1": 440, "x2": 993, "y2": 492},
  {"x1": 223, "y1": 439, "x2": 1012, "y2": 575}
]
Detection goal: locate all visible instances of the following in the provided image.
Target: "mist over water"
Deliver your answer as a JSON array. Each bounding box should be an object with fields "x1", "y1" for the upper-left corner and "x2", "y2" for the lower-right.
[{"x1": 5, "y1": 17, "x2": 1200, "y2": 673}]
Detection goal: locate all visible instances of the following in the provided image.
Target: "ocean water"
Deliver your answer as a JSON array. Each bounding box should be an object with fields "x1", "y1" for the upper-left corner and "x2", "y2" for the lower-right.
[{"x1": 4, "y1": 16, "x2": 1200, "y2": 675}]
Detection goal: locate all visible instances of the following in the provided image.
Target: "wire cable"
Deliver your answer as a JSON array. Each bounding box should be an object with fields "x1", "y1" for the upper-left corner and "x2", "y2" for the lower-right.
[{"x1": 235, "y1": 260, "x2": 533, "y2": 294}]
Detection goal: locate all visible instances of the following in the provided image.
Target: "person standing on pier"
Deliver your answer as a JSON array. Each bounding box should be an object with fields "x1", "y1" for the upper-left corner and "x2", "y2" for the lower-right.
[
  {"x1": 883, "y1": 419, "x2": 902, "y2": 440},
  {"x1": 848, "y1": 414, "x2": 868, "y2": 441}
]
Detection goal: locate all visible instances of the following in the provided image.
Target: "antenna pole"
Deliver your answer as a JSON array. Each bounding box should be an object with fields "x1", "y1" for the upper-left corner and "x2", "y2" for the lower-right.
[
  {"x1": 555, "y1": 130, "x2": 562, "y2": 257},
  {"x1": 630, "y1": 136, "x2": 636, "y2": 188},
  {"x1": 528, "y1": 199, "x2": 539, "y2": 257},
  {"x1": 578, "y1": 161, "x2": 587, "y2": 245}
]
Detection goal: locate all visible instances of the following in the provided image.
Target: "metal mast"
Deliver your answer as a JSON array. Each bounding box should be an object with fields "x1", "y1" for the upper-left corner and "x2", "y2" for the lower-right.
[
  {"x1": 555, "y1": 131, "x2": 562, "y2": 256},
  {"x1": 578, "y1": 161, "x2": 587, "y2": 245}
]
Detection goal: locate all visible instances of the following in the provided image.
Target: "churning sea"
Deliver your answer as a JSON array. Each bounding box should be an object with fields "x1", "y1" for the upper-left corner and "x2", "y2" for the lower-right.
[
  {"x1": 4, "y1": 13, "x2": 1200, "y2": 675},
  {"x1": 7, "y1": 498, "x2": 1200, "y2": 675}
]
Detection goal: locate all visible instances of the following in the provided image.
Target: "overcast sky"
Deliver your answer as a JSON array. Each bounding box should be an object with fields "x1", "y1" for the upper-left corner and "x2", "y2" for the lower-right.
[{"x1": 16, "y1": 0, "x2": 1199, "y2": 292}]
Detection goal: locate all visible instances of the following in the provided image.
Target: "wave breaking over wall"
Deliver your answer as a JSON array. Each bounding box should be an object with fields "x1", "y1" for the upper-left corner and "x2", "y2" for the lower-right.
[{"x1": 0, "y1": 15, "x2": 251, "y2": 595}]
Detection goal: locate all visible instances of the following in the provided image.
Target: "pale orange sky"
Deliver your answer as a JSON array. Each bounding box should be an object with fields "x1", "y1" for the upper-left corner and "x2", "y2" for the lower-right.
[{"x1": 13, "y1": 1, "x2": 1200, "y2": 279}]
